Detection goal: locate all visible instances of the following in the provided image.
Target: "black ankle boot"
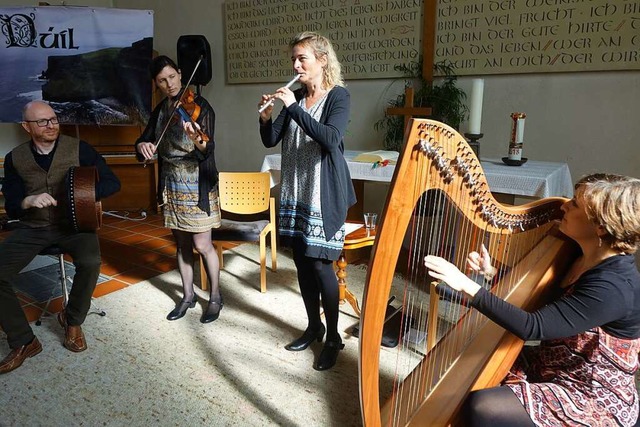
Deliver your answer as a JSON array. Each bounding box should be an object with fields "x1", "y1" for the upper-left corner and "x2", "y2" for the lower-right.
[
  {"x1": 166, "y1": 295, "x2": 197, "y2": 321},
  {"x1": 284, "y1": 324, "x2": 326, "y2": 351},
  {"x1": 201, "y1": 296, "x2": 224, "y2": 324},
  {"x1": 314, "y1": 338, "x2": 345, "y2": 371}
]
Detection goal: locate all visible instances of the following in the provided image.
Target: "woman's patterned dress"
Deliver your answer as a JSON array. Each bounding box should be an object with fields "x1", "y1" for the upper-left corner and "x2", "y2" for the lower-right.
[
  {"x1": 156, "y1": 101, "x2": 220, "y2": 233},
  {"x1": 278, "y1": 93, "x2": 347, "y2": 260}
]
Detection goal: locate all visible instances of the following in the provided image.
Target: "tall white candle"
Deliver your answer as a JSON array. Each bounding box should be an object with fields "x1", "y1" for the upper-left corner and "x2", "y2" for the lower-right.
[{"x1": 468, "y1": 78, "x2": 484, "y2": 134}]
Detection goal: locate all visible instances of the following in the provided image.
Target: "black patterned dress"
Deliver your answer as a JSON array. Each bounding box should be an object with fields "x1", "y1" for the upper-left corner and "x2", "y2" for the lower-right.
[{"x1": 279, "y1": 94, "x2": 347, "y2": 260}]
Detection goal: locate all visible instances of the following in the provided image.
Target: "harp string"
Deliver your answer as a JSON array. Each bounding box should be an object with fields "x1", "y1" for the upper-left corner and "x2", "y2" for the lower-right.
[
  {"x1": 391, "y1": 141, "x2": 434, "y2": 425},
  {"x1": 389, "y1": 127, "x2": 463, "y2": 423}
]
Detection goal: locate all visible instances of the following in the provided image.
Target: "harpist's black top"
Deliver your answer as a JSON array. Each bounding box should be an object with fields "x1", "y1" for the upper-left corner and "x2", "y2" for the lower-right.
[{"x1": 471, "y1": 254, "x2": 640, "y2": 340}]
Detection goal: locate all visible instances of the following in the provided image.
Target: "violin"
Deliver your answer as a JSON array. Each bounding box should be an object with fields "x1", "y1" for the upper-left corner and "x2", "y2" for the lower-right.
[{"x1": 172, "y1": 88, "x2": 209, "y2": 143}]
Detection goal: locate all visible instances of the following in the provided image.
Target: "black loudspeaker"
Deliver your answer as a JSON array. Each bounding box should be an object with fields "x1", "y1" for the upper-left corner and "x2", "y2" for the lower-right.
[{"x1": 177, "y1": 35, "x2": 212, "y2": 86}]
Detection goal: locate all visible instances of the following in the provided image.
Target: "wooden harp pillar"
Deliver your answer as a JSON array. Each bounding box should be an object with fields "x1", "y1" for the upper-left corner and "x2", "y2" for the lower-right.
[{"x1": 358, "y1": 119, "x2": 577, "y2": 426}]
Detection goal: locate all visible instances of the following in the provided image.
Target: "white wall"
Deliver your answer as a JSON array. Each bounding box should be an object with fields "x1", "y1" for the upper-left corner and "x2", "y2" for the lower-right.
[{"x1": 1, "y1": 0, "x2": 638, "y2": 186}]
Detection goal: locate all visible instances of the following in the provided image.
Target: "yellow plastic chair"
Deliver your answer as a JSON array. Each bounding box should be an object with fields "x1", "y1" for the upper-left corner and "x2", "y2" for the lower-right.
[{"x1": 199, "y1": 172, "x2": 277, "y2": 293}]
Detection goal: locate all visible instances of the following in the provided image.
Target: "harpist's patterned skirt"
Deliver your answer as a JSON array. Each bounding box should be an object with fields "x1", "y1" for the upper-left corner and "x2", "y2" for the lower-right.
[
  {"x1": 163, "y1": 174, "x2": 221, "y2": 233},
  {"x1": 504, "y1": 328, "x2": 640, "y2": 426}
]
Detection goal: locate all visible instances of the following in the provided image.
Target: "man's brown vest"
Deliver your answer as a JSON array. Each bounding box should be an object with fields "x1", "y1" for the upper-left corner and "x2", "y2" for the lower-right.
[{"x1": 11, "y1": 135, "x2": 80, "y2": 228}]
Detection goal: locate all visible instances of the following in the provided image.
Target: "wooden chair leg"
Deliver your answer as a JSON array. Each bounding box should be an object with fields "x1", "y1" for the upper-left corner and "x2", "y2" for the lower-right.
[
  {"x1": 195, "y1": 251, "x2": 208, "y2": 292},
  {"x1": 270, "y1": 229, "x2": 277, "y2": 271},
  {"x1": 216, "y1": 242, "x2": 224, "y2": 268},
  {"x1": 259, "y1": 237, "x2": 267, "y2": 293}
]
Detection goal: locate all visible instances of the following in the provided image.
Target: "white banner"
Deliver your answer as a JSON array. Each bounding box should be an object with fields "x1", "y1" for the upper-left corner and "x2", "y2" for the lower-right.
[{"x1": 0, "y1": 6, "x2": 153, "y2": 125}]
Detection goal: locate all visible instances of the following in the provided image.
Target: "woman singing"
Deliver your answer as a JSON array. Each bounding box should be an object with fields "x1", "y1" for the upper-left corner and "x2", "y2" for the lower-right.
[
  {"x1": 136, "y1": 55, "x2": 223, "y2": 324},
  {"x1": 258, "y1": 32, "x2": 356, "y2": 371},
  {"x1": 425, "y1": 173, "x2": 640, "y2": 426}
]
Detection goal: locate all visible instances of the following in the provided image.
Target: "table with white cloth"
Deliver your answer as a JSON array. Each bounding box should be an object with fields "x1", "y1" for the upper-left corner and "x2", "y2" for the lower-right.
[
  {"x1": 260, "y1": 150, "x2": 574, "y2": 213},
  {"x1": 478, "y1": 158, "x2": 574, "y2": 200}
]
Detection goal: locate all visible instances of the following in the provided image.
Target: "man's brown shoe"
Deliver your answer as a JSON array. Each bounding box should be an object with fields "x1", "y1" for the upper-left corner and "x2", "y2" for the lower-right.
[
  {"x1": 57, "y1": 311, "x2": 87, "y2": 352},
  {"x1": 0, "y1": 337, "x2": 42, "y2": 374}
]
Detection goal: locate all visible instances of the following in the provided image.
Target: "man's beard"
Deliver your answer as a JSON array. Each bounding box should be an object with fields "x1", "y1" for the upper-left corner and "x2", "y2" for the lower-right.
[{"x1": 37, "y1": 130, "x2": 59, "y2": 144}]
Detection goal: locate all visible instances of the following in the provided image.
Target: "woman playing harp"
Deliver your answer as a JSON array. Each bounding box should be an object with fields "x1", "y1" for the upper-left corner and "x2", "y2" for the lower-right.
[
  {"x1": 358, "y1": 119, "x2": 638, "y2": 427},
  {"x1": 426, "y1": 173, "x2": 640, "y2": 426}
]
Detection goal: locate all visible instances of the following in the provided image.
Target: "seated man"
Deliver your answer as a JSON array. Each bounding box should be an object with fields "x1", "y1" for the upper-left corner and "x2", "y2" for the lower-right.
[{"x1": 0, "y1": 101, "x2": 121, "y2": 374}]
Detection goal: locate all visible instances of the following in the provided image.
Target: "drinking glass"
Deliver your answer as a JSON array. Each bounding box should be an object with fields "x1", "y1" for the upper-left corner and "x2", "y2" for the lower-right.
[{"x1": 363, "y1": 213, "x2": 377, "y2": 230}]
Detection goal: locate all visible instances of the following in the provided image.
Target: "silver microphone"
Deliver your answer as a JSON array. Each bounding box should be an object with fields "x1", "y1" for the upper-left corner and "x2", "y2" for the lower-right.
[{"x1": 258, "y1": 74, "x2": 301, "y2": 113}]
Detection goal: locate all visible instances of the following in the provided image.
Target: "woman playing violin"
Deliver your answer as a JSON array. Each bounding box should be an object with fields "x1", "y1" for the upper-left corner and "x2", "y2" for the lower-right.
[{"x1": 135, "y1": 55, "x2": 223, "y2": 324}]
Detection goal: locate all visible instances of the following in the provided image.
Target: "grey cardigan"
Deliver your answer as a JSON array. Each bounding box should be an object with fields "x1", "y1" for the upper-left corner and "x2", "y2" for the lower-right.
[{"x1": 260, "y1": 86, "x2": 356, "y2": 241}]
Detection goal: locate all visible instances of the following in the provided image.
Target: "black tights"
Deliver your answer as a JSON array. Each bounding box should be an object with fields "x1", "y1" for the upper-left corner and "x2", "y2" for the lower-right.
[
  {"x1": 172, "y1": 229, "x2": 221, "y2": 302},
  {"x1": 461, "y1": 386, "x2": 535, "y2": 427},
  {"x1": 292, "y1": 250, "x2": 340, "y2": 342}
]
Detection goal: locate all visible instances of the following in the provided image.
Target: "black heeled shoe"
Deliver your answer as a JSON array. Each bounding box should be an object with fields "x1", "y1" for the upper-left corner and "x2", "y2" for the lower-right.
[
  {"x1": 314, "y1": 338, "x2": 345, "y2": 371},
  {"x1": 201, "y1": 296, "x2": 224, "y2": 324},
  {"x1": 284, "y1": 324, "x2": 326, "y2": 352},
  {"x1": 166, "y1": 295, "x2": 197, "y2": 321}
]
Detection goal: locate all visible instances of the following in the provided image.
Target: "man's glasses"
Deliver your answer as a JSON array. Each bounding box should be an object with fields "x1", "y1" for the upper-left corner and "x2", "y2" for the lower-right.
[{"x1": 24, "y1": 118, "x2": 59, "y2": 127}]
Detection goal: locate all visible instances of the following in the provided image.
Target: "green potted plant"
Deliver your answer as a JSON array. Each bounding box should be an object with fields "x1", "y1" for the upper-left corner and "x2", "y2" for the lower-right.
[{"x1": 375, "y1": 59, "x2": 469, "y2": 152}]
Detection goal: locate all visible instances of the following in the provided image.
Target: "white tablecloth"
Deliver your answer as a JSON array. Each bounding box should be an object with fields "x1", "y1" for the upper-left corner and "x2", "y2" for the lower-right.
[
  {"x1": 480, "y1": 158, "x2": 573, "y2": 198},
  {"x1": 261, "y1": 150, "x2": 574, "y2": 199}
]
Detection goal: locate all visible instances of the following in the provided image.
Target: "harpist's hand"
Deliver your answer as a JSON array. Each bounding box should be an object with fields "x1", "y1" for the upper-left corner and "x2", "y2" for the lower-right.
[
  {"x1": 424, "y1": 255, "x2": 481, "y2": 298},
  {"x1": 467, "y1": 244, "x2": 497, "y2": 279},
  {"x1": 136, "y1": 141, "x2": 156, "y2": 160}
]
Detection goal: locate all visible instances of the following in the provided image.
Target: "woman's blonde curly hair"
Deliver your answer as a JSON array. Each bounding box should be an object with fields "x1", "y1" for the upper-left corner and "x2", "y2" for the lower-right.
[
  {"x1": 289, "y1": 32, "x2": 344, "y2": 89},
  {"x1": 576, "y1": 173, "x2": 640, "y2": 254}
]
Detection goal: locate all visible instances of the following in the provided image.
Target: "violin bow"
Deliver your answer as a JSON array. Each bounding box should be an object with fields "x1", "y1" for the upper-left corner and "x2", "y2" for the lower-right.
[{"x1": 151, "y1": 55, "x2": 204, "y2": 151}]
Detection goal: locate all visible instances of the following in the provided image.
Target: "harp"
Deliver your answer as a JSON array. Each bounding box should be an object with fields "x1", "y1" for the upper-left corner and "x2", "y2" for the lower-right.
[{"x1": 358, "y1": 119, "x2": 577, "y2": 426}]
